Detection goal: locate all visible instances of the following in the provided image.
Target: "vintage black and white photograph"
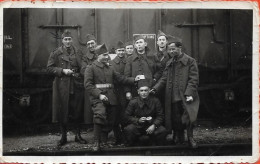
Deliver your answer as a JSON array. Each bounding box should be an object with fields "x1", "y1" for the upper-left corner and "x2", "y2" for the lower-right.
[{"x1": 1, "y1": 1, "x2": 259, "y2": 163}]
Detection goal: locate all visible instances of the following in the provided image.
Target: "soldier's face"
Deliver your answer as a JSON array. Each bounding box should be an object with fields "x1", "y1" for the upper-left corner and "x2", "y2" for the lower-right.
[
  {"x1": 134, "y1": 39, "x2": 147, "y2": 52},
  {"x1": 157, "y1": 36, "x2": 167, "y2": 48},
  {"x1": 167, "y1": 43, "x2": 182, "y2": 57},
  {"x1": 98, "y1": 53, "x2": 109, "y2": 63},
  {"x1": 125, "y1": 45, "x2": 134, "y2": 55},
  {"x1": 87, "y1": 40, "x2": 97, "y2": 52},
  {"x1": 115, "y1": 48, "x2": 125, "y2": 58},
  {"x1": 62, "y1": 37, "x2": 73, "y2": 48},
  {"x1": 138, "y1": 86, "x2": 150, "y2": 99}
]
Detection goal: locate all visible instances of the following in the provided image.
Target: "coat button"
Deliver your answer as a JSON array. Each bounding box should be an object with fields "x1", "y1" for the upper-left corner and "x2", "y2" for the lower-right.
[{"x1": 62, "y1": 63, "x2": 64, "y2": 65}]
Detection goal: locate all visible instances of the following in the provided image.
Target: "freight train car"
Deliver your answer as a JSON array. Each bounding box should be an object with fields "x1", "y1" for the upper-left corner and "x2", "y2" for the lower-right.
[{"x1": 3, "y1": 8, "x2": 252, "y2": 126}]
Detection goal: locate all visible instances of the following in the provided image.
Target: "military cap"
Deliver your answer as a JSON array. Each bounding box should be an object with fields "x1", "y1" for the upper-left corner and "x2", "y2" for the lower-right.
[
  {"x1": 86, "y1": 34, "x2": 96, "y2": 43},
  {"x1": 157, "y1": 30, "x2": 167, "y2": 39},
  {"x1": 61, "y1": 30, "x2": 72, "y2": 39},
  {"x1": 133, "y1": 35, "x2": 146, "y2": 43},
  {"x1": 138, "y1": 79, "x2": 152, "y2": 89},
  {"x1": 95, "y1": 43, "x2": 108, "y2": 55},
  {"x1": 125, "y1": 39, "x2": 133, "y2": 46},
  {"x1": 116, "y1": 41, "x2": 125, "y2": 50},
  {"x1": 167, "y1": 35, "x2": 182, "y2": 47}
]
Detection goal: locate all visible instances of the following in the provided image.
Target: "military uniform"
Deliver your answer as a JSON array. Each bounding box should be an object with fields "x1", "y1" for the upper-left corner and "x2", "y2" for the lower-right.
[
  {"x1": 124, "y1": 48, "x2": 162, "y2": 97},
  {"x1": 124, "y1": 95, "x2": 167, "y2": 146},
  {"x1": 153, "y1": 52, "x2": 200, "y2": 148},
  {"x1": 84, "y1": 44, "x2": 136, "y2": 151},
  {"x1": 77, "y1": 47, "x2": 97, "y2": 125},
  {"x1": 110, "y1": 41, "x2": 128, "y2": 121}
]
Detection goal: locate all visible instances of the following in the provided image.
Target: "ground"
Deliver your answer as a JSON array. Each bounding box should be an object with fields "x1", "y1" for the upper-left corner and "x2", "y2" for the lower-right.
[{"x1": 3, "y1": 124, "x2": 252, "y2": 153}]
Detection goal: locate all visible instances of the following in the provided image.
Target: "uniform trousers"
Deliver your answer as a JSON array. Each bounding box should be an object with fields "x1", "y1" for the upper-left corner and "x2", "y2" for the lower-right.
[{"x1": 124, "y1": 124, "x2": 167, "y2": 145}]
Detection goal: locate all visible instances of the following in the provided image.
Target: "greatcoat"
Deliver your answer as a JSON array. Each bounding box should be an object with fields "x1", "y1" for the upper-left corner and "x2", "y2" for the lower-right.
[
  {"x1": 110, "y1": 56, "x2": 127, "y2": 110},
  {"x1": 153, "y1": 53, "x2": 200, "y2": 131},
  {"x1": 124, "y1": 48, "x2": 162, "y2": 96},
  {"x1": 47, "y1": 46, "x2": 85, "y2": 123},
  {"x1": 77, "y1": 48, "x2": 97, "y2": 124}
]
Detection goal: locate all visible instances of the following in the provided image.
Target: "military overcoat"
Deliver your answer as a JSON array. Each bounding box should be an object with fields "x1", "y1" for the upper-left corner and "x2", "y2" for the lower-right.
[
  {"x1": 110, "y1": 56, "x2": 127, "y2": 109},
  {"x1": 124, "y1": 48, "x2": 162, "y2": 95},
  {"x1": 77, "y1": 48, "x2": 97, "y2": 124},
  {"x1": 47, "y1": 46, "x2": 84, "y2": 123},
  {"x1": 153, "y1": 53, "x2": 200, "y2": 131}
]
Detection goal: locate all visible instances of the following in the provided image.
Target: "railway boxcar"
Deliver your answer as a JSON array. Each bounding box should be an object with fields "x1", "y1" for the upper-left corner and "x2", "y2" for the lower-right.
[{"x1": 3, "y1": 8, "x2": 252, "y2": 127}]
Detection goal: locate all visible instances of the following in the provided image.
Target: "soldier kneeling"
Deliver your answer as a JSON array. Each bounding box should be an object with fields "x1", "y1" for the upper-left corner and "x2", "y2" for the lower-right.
[{"x1": 124, "y1": 79, "x2": 167, "y2": 146}]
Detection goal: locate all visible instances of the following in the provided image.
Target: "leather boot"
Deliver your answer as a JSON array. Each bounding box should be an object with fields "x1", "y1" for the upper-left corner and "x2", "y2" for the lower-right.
[
  {"x1": 75, "y1": 128, "x2": 87, "y2": 144},
  {"x1": 58, "y1": 125, "x2": 67, "y2": 146},
  {"x1": 92, "y1": 124, "x2": 102, "y2": 152},
  {"x1": 187, "y1": 126, "x2": 198, "y2": 148},
  {"x1": 92, "y1": 139, "x2": 101, "y2": 152}
]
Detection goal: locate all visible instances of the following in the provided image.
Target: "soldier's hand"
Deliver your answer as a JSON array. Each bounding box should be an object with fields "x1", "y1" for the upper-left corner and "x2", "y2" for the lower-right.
[
  {"x1": 146, "y1": 124, "x2": 156, "y2": 134},
  {"x1": 138, "y1": 117, "x2": 146, "y2": 124},
  {"x1": 126, "y1": 92, "x2": 132, "y2": 100},
  {"x1": 99, "y1": 94, "x2": 108, "y2": 101},
  {"x1": 186, "y1": 96, "x2": 193, "y2": 102},
  {"x1": 149, "y1": 88, "x2": 156, "y2": 95},
  {"x1": 62, "y1": 69, "x2": 74, "y2": 75}
]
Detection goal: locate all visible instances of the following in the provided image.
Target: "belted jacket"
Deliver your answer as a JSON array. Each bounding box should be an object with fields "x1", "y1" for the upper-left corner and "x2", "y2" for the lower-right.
[{"x1": 84, "y1": 60, "x2": 135, "y2": 106}]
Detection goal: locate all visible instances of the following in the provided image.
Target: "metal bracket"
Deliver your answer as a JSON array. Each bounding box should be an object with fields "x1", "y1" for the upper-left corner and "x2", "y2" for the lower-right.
[
  {"x1": 38, "y1": 24, "x2": 86, "y2": 45},
  {"x1": 175, "y1": 23, "x2": 224, "y2": 43}
]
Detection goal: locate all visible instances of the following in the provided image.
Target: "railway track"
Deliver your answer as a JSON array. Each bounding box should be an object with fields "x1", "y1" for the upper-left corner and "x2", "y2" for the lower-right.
[{"x1": 3, "y1": 142, "x2": 251, "y2": 156}]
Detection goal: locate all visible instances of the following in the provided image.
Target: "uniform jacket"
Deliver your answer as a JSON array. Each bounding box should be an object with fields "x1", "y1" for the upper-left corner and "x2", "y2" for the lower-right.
[
  {"x1": 47, "y1": 46, "x2": 83, "y2": 123},
  {"x1": 155, "y1": 48, "x2": 173, "y2": 69},
  {"x1": 125, "y1": 96, "x2": 164, "y2": 127},
  {"x1": 153, "y1": 53, "x2": 200, "y2": 130},
  {"x1": 124, "y1": 48, "x2": 163, "y2": 94},
  {"x1": 110, "y1": 56, "x2": 127, "y2": 108},
  {"x1": 77, "y1": 48, "x2": 97, "y2": 124},
  {"x1": 84, "y1": 60, "x2": 135, "y2": 106},
  {"x1": 77, "y1": 48, "x2": 97, "y2": 75}
]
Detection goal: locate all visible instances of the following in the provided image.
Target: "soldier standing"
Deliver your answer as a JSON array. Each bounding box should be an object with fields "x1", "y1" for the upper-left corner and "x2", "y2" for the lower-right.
[
  {"x1": 84, "y1": 44, "x2": 141, "y2": 151},
  {"x1": 110, "y1": 41, "x2": 128, "y2": 118},
  {"x1": 155, "y1": 30, "x2": 172, "y2": 69},
  {"x1": 152, "y1": 36, "x2": 200, "y2": 148},
  {"x1": 124, "y1": 35, "x2": 162, "y2": 100},
  {"x1": 47, "y1": 30, "x2": 87, "y2": 146},
  {"x1": 125, "y1": 39, "x2": 134, "y2": 58},
  {"x1": 77, "y1": 34, "x2": 98, "y2": 126}
]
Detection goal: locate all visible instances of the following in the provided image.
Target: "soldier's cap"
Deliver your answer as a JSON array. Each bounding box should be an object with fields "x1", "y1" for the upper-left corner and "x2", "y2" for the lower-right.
[
  {"x1": 157, "y1": 30, "x2": 167, "y2": 39},
  {"x1": 138, "y1": 79, "x2": 152, "y2": 89},
  {"x1": 95, "y1": 43, "x2": 108, "y2": 55},
  {"x1": 167, "y1": 35, "x2": 182, "y2": 47},
  {"x1": 61, "y1": 30, "x2": 72, "y2": 39},
  {"x1": 116, "y1": 41, "x2": 125, "y2": 50},
  {"x1": 125, "y1": 39, "x2": 133, "y2": 47},
  {"x1": 86, "y1": 34, "x2": 96, "y2": 43},
  {"x1": 133, "y1": 35, "x2": 146, "y2": 43}
]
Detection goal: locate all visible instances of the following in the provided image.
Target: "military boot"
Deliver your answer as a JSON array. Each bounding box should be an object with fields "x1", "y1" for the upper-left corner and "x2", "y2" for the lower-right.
[
  {"x1": 75, "y1": 128, "x2": 87, "y2": 144},
  {"x1": 187, "y1": 126, "x2": 198, "y2": 148},
  {"x1": 58, "y1": 125, "x2": 67, "y2": 146},
  {"x1": 92, "y1": 139, "x2": 101, "y2": 152},
  {"x1": 113, "y1": 126, "x2": 123, "y2": 145},
  {"x1": 178, "y1": 129, "x2": 185, "y2": 144}
]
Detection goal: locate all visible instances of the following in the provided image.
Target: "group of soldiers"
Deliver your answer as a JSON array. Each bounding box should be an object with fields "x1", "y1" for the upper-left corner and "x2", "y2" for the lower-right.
[{"x1": 47, "y1": 29, "x2": 200, "y2": 152}]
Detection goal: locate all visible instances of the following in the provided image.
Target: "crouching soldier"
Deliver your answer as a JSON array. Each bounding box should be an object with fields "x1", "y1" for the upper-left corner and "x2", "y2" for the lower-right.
[
  {"x1": 47, "y1": 30, "x2": 87, "y2": 147},
  {"x1": 84, "y1": 44, "x2": 141, "y2": 151},
  {"x1": 152, "y1": 36, "x2": 200, "y2": 148},
  {"x1": 124, "y1": 79, "x2": 167, "y2": 146}
]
